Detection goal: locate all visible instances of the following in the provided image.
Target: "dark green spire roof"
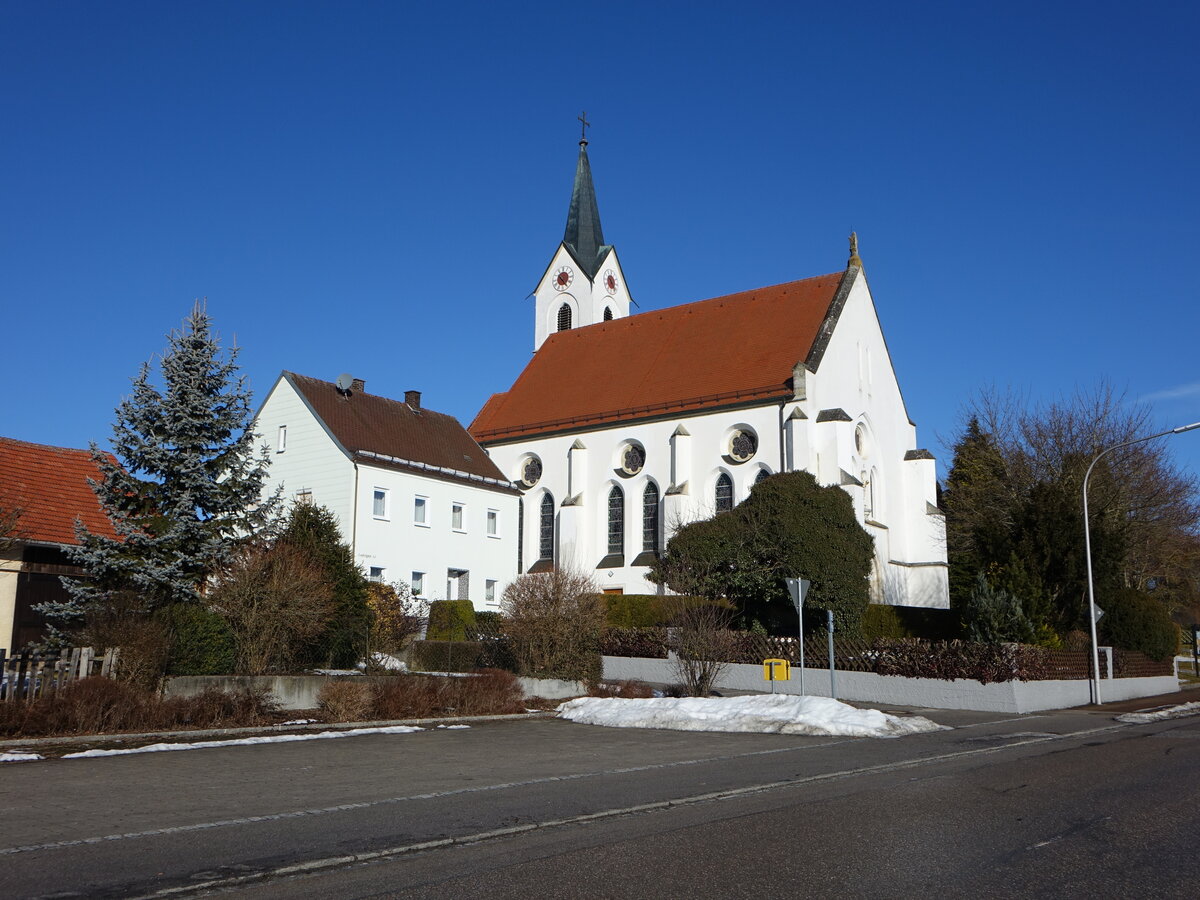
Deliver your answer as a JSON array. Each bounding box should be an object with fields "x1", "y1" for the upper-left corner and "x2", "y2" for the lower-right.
[{"x1": 563, "y1": 140, "x2": 611, "y2": 280}]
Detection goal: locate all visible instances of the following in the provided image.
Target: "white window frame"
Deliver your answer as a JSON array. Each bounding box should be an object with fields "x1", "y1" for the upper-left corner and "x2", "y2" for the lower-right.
[
  {"x1": 413, "y1": 495, "x2": 429, "y2": 527},
  {"x1": 276, "y1": 424, "x2": 287, "y2": 453},
  {"x1": 486, "y1": 508, "x2": 499, "y2": 538},
  {"x1": 451, "y1": 502, "x2": 465, "y2": 533},
  {"x1": 372, "y1": 487, "x2": 390, "y2": 520},
  {"x1": 485, "y1": 579, "x2": 497, "y2": 604},
  {"x1": 368, "y1": 566, "x2": 385, "y2": 583},
  {"x1": 411, "y1": 571, "x2": 425, "y2": 597}
]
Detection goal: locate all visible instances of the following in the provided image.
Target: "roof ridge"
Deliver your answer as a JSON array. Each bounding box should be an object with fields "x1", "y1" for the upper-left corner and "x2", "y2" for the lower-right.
[{"x1": 0, "y1": 436, "x2": 96, "y2": 455}]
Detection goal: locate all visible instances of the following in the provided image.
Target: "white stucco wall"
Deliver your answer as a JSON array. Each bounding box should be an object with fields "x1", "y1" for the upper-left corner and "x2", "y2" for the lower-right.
[
  {"x1": 254, "y1": 375, "x2": 519, "y2": 610},
  {"x1": 533, "y1": 245, "x2": 631, "y2": 351},
  {"x1": 0, "y1": 548, "x2": 21, "y2": 656}
]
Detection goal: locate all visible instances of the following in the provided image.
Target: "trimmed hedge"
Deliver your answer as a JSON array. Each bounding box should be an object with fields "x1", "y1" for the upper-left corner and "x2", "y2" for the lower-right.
[
  {"x1": 426, "y1": 600, "x2": 477, "y2": 641},
  {"x1": 408, "y1": 640, "x2": 484, "y2": 673},
  {"x1": 871, "y1": 639, "x2": 1050, "y2": 684},
  {"x1": 600, "y1": 627, "x2": 670, "y2": 659},
  {"x1": 1100, "y1": 589, "x2": 1179, "y2": 662},
  {"x1": 161, "y1": 603, "x2": 236, "y2": 676}
]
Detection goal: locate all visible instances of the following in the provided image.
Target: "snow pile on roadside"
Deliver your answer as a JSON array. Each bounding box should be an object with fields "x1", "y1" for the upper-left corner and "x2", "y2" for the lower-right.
[
  {"x1": 62, "y1": 724, "x2": 423, "y2": 758},
  {"x1": 557, "y1": 694, "x2": 946, "y2": 738},
  {"x1": 1115, "y1": 701, "x2": 1200, "y2": 724},
  {"x1": 1, "y1": 751, "x2": 43, "y2": 763}
]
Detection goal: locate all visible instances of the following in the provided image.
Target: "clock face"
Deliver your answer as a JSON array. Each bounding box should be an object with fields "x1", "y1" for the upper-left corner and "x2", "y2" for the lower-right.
[
  {"x1": 604, "y1": 269, "x2": 618, "y2": 294},
  {"x1": 553, "y1": 266, "x2": 574, "y2": 291}
]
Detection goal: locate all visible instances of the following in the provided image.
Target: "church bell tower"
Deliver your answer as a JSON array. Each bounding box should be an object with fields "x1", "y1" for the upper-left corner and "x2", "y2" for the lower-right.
[{"x1": 532, "y1": 115, "x2": 632, "y2": 351}]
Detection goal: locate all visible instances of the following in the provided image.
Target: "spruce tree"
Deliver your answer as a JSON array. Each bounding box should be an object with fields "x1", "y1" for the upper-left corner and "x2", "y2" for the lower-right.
[{"x1": 47, "y1": 303, "x2": 279, "y2": 632}]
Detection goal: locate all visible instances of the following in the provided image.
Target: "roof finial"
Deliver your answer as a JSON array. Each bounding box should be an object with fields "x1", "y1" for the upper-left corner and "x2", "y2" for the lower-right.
[
  {"x1": 578, "y1": 110, "x2": 590, "y2": 147},
  {"x1": 847, "y1": 231, "x2": 862, "y2": 268}
]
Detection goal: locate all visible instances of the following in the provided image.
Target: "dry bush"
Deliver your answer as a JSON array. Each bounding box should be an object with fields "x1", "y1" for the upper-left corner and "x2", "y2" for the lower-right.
[
  {"x1": 673, "y1": 602, "x2": 738, "y2": 696},
  {"x1": 74, "y1": 592, "x2": 171, "y2": 689},
  {"x1": 317, "y1": 680, "x2": 376, "y2": 722},
  {"x1": 367, "y1": 581, "x2": 426, "y2": 659},
  {"x1": 500, "y1": 568, "x2": 606, "y2": 682},
  {"x1": 210, "y1": 542, "x2": 335, "y2": 675},
  {"x1": 372, "y1": 675, "x2": 444, "y2": 719},
  {"x1": 589, "y1": 679, "x2": 654, "y2": 699},
  {"x1": 445, "y1": 669, "x2": 525, "y2": 716},
  {"x1": 160, "y1": 686, "x2": 280, "y2": 729}
]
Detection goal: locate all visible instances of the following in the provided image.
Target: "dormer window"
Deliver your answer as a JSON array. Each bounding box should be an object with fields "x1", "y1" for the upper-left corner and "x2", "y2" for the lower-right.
[{"x1": 557, "y1": 304, "x2": 572, "y2": 332}]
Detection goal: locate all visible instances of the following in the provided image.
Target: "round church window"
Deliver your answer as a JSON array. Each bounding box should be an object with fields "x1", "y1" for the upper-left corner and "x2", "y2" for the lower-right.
[
  {"x1": 521, "y1": 456, "x2": 543, "y2": 488},
  {"x1": 729, "y1": 430, "x2": 758, "y2": 463},
  {"x1": 620, "y1": 442, "x2": 645, "y2": 476}
]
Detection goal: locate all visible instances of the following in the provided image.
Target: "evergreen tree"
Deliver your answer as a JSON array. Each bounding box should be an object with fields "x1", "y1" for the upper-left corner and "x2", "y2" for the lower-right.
[
  {"x1": 650, "y1": 471, "x2": 874, "y2": 635},
  {"x1": 961, "y1": 574, "x2": 1036, "y2": 644},
  {"x1": 278, "y1": 503, "x2": 372, "y2": 669},
  {"x1": 47, "y1": 304, "x2": 279, "y2": 632}
]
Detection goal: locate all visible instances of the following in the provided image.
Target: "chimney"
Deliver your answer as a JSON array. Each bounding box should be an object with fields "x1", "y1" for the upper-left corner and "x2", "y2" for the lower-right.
[
  {"x1": 405, "y1": 389, "x2": 421, "y2": 409},
  {"x1": 351, "y1": 378, "x2": 366, "y2": 394}
]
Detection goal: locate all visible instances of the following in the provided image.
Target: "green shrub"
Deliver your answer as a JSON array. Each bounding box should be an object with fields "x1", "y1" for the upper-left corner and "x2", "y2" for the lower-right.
[
  {"x1": 408, "y1": 640, "x2": 484, "y2": 672},
  {"x1": 604, "y1": 594, "x2": 673, "y2": 627},
  {"x1": 426, "y1": 600, "x2": 477, "y2": 641},
  {"x1": 860, "y1": 604, "x2": 912, "y2": 641},
  {"x1": 474, "y1": 610, "x2": 502, "y2": 629},
  {"x1": 160, "y1": 603, "x2": 236, "y2": 675},
  {"x1": 1100, "y1": 589, "x2": 1179, "y2": 662}
]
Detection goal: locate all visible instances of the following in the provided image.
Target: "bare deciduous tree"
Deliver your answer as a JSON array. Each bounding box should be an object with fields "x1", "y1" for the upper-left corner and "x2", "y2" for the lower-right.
[
  {"x1": 366, "y1": 580, "x2": 426, "y2": 660},
  {"x1": 672, "y1": 601, "x2": 738, "y2": 697},
  {"x1": 209, "y1": 542, "x2": 334, "y2": 675},
  {"x1": 500, "y1": 567, "x2": 605, "y2": 682}
]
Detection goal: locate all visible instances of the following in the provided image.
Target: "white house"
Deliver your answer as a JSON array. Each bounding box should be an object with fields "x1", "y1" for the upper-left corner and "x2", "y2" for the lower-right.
[
  {"x1": 254, "y1": 373, "x2": 520, "y2": 610},
  {"x1": 470, "y1": 138, "x2": 949, "y2": 608}
]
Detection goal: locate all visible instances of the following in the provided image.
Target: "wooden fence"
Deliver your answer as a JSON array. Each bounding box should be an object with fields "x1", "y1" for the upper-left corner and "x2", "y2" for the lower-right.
[{"x1": 0, "y1": 647, "x2": 120, "y2": 702}]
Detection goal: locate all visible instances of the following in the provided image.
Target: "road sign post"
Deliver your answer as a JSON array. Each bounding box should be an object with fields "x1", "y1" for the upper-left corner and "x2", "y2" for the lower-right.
[
  {"x1": 826, "y1": 608, "x2": 837, "y2": 700},
  {"x1": 785, "y1": 579, "x2": 810, "y2": 695}
]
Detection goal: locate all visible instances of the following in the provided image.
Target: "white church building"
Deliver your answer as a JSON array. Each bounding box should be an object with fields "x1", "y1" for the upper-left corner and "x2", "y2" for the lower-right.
[{"x1": 471, "y1": 135, "x2": 949, "y2": 608}]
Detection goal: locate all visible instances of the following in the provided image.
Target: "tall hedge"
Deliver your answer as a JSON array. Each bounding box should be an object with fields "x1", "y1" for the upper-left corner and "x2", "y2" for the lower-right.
[
  {"x1": 1099, "y1": 588, "x2": 1179, "y2": 662},
  {"x1": 426, "y1": 599, "x2": 477, "y2": 641}
]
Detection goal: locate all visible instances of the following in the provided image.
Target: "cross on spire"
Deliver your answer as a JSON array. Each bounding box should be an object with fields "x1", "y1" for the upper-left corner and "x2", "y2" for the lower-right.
[{"x1": 578, "y1": 110, "x2": 590, "y2": 146}]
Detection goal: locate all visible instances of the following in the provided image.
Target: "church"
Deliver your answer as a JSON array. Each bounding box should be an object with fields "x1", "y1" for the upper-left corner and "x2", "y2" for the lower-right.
[{"x1": 470, "y1": 131, "x2": 949, "y2": 608}]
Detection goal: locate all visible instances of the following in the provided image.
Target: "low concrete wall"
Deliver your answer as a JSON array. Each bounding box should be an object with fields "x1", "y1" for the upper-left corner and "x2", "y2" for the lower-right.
[
  {"x1": 602, "y1": 655, "x2": 1179, "y2": 714},
  {"x1": 165, "y1": 673, "x2": 587, "y2": 709}
]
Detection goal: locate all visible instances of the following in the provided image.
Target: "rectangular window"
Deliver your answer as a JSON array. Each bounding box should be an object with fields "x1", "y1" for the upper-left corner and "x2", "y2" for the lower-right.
[
  {"x1": 413, "y1": 495, "x2": 428, "y2": 525},
  {"x1": 486, "y1": 509, "x2": 498, "y2": 537},
  {"x1": 368, "y1": 566, "x2": 385, "y2": 583},
  {"x1": 276, "y1": 425, "x2": 287, "y2": 453},
  {"x1": 452, "y1": 502, "x2": 464, "y2": 531},
  {"x1": 295, "y1": 489, "x2": 312, "y2": 505},
  {"x1": 485, "y1": 579, "x2": 497, "y2": 604},
  {"x1": 372, "y1": 488, "x2": 389, "y2": 519},
  {"x1": 411, "y1": 571, "x2": 425, "y2": 596}
]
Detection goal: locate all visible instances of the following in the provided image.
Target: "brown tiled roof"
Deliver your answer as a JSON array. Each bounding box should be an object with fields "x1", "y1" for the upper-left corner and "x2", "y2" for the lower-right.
[
  {"x1": 285, "y1": 373, "x2": 518, "y2": 493},
  {"x1": 471, "y1": 272, "x2": 847, "y2": 442},
  {"x1": 0, "y1": 437, "x2": 119, "y2": 546}
]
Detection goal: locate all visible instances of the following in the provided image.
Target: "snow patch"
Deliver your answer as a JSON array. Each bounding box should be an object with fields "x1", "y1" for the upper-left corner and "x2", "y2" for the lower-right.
[
  {"x1": 1, "y1": 751, "x2": 43, "y2": 763},
  {"x1": 557, "y1": 694, "x2": 947, "y2": 738},
  {"x1": 1115, "y1": 701, "x2": 1200, "y2": 724},
  {"x1": 62, "y1": 725, "x2": 423, "y2": 758},
  {"x1": 436, "y1": 724, "x2": 471, "y2": 730},
  {"x1": 280, "y1": 719, "x2": 318, "y2": 726}
]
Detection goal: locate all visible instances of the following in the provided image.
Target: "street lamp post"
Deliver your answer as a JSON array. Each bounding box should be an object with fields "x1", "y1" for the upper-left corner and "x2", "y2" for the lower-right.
[{"x1": 1083, "y1": 421, "x2": 1200, "y2": 704}]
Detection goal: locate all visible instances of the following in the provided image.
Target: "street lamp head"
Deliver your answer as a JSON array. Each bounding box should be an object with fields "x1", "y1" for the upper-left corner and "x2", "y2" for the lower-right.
[{"x1": 1172, "y1": 421, "x2": 1200, "y2": 434}]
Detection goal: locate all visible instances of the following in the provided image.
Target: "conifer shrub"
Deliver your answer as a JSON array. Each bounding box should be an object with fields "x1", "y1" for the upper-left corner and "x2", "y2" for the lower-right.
[
  {"x1": 426, "y1": 599, "x2": 477, "y2": 640},
  {"x1": 161, "y1": 603, "x2": 236, "y2": 675},
  {"x1": 1099, "y1": 588, "x2": 1179, "y2": 662}
]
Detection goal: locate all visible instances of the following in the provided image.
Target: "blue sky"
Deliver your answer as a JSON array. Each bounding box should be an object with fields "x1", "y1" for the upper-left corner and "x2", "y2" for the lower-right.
[{"x1": 4, "y1": 1, "x2": 1200, "y2": 479}]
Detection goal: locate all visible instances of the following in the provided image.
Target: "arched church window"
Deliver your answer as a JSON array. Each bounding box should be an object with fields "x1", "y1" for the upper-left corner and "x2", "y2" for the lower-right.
[
  {"x1": 557, "y1": 304, "x2": 572, "y2": 332},
  {"x1": 608, "y1": 486, "x2": 625, "y2": 556},
  {"x1": 642, "y1": 482, "x2": 660, "y2": 553},
  {"x1": 517, "y1": 498, "x2": 524, "y2": 573},
  {"x1": 603, "y1": 307, "x2": 613, "y2": 321},
  {"x1": 755, "y1": 468, "x2": 771, "y2": 485},
  {"x1": 715, "y1": 473, "x2": 733, "y2": 512},
  {"x1": 539, "y1": 493, "x2": 555, "y2": 561}
]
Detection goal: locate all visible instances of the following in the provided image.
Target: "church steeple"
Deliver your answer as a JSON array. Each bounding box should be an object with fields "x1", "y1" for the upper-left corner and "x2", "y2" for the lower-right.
[
  {"x1": 530, "y1": 118, "x2": 631, "y2": 352},
  {"x1": 563, "y1": 113, "x2": 610, "y2": 280}
]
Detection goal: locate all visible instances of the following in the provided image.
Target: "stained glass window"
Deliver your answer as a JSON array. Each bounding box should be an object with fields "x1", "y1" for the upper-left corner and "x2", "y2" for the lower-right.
[
  {"x1": 622, "y1": 443, "x2": 645, "y2": 475},
  {"x1": 715, "y1": 473, "x2": 733, "y2": 512},
  {"x1": 643, "y1": 482, "x2": 660, "y2": 553},
  {"x1": 729, "y1": 430, "x2": 758, "y2": 462},
  {"x1": 608, "y1": 486, "x2": 625, "y2": 555},
  {"x1": 539, "y1": 493, "x2": 554, "y2": 560}
]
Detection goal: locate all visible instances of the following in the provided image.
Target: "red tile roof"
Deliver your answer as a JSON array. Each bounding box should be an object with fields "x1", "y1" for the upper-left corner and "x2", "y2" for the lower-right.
[
  {"x1": 471, "y1": 272, "x2": 847, "y2": 442},
  {"x1": 0, "y1": 438, "x2": 119, "y2": 546},
  {"x1": 285, "y1": 374, "x2": 518, "y2": 493}
]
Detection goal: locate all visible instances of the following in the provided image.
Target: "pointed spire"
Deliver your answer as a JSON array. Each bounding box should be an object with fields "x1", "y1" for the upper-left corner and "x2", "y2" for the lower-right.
[
  {"x1": 847, "y1": 231, "x2": 863, "y2": 268},
  {"x1": 563, "y1": 115, "x2": 608, "y2": 279}
]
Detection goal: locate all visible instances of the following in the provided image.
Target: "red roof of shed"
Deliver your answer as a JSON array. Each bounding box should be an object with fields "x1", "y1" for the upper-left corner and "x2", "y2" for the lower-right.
[
  {"x1": 0, "y1": 437, "x2": 119, "y2": 546},
  {"x1": 471, "y1": 272, "x2": 846, "y2": 442}
]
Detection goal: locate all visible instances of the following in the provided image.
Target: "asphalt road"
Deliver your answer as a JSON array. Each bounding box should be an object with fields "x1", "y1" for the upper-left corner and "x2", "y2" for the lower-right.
[{"x1": 1, "y1": 703, "x2": 1197, "y2": 899}]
